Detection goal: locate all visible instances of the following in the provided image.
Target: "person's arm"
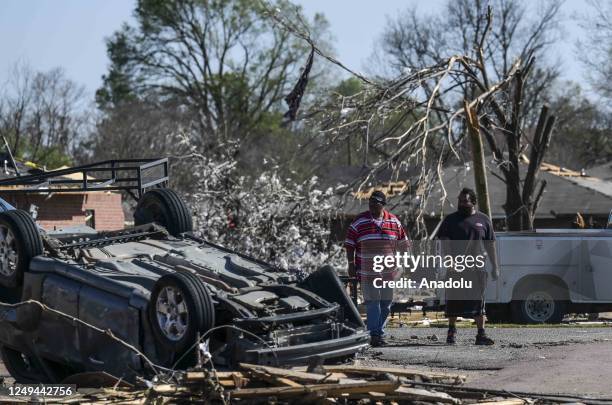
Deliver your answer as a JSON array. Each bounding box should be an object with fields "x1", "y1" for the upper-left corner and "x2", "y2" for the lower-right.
[
  {"x1": 397, "y1": 223, "x2": 412, "y2": 255},
  {"x1": 344, "y1": 225, "x2": 358, "y2": 299},
  {"x1": 344, "y1": 225, "x2": 358, "y2": 278},
  {"x1": 346, "y1": 246, "x2": 356, "y2": 277}
]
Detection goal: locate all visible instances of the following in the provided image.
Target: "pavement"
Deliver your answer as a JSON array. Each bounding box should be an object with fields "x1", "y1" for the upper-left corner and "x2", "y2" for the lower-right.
[{"x1": 359, "y1": 325, "x2": 612, "y2": 398}]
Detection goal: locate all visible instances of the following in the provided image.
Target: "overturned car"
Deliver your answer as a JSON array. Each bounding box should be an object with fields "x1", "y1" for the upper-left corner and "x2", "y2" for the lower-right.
[{"x1": 0, "y1": 159, "x2": 368, "y2": 383}]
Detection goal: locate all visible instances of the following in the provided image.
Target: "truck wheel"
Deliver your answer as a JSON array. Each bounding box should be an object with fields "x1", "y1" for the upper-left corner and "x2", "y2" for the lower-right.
[
  {"x1": 148, "y1": 272, "x2": 215, "y2": 366},
  {"x1": 511, "y1": 282, "x2": 567, "y2": 323},
  {"x1": 0, "y1": 346, "x2": 51, "y2": 384},
  {"x1": 134, "y1": 188, "x2": 193, "y2": 237},
  {"x1": 0, "y1": 210, "x2": 43, "y2": 289},
  {"x1": 299, "y1": 265, "x2": 365, "y2": 328}
]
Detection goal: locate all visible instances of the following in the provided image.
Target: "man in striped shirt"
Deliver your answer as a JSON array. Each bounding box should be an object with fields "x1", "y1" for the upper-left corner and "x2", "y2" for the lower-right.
[{"x1": 345, "y1": 191, "x2": 410, "y2": 347}]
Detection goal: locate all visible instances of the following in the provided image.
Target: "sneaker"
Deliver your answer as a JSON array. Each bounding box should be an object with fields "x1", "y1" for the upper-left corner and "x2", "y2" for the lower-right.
[
  {"x1": 446, "y1": 330, "x2": 456, "y2": 345},
  {"x1": 475, "y1": 334, "x2": 495, "y2": 345},
  {"x1": 370, "y1": 335, "x2": 387, "y2": 347}
]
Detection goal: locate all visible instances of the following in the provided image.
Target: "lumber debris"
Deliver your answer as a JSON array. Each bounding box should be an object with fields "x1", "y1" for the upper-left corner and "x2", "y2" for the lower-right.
[{"x1": 10, "y1": 363, "x2": 544, "y2": 404}]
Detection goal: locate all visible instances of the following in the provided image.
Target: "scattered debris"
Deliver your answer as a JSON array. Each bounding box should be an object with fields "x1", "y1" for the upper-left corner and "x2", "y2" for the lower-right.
[{"x1": 2, "y1": 363, "x2": 571, "y2": 404}]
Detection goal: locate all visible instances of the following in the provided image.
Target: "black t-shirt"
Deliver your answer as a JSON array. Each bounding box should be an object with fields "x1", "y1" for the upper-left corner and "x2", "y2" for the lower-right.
[{"x1": 437, "y1": 211, "x2": 495, "y2": 257}]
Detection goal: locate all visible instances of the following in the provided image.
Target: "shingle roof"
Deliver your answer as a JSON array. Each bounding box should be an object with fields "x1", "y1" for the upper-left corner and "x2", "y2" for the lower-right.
[{"x1": 332, "y1": 162, "x2": 612, "y2": 218}]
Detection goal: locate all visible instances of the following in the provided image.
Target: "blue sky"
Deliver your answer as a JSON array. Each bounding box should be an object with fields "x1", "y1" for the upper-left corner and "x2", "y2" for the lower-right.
[{"x1": 0, "y1": 0, "x2": 593, "y2": 99}]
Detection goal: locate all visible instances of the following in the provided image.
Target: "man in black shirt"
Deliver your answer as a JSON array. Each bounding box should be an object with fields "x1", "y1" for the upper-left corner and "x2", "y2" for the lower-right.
[{"x1": 437, "y1": 188, "x2": 499, "y2": 345}]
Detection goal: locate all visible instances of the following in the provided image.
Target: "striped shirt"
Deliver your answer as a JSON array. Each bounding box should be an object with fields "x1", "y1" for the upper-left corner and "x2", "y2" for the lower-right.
[{"x1": 344, "y1": 210, "x2": 410, "y2": 280}]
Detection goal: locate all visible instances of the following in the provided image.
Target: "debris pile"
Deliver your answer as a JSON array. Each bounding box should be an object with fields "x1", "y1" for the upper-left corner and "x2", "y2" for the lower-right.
[{"x1": 33, "y1": 363, "x2": 551, "y2": 404}]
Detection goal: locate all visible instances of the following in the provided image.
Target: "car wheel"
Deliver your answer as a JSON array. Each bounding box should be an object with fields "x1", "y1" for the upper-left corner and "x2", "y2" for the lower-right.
[
  {"x1": 134, "y1": 188, "x2": 193, "y2": 237},
  {"x1": 148, "y1": 271, "x2": 215, "y2": 366},
  {"x1": 511, "y1": 283, "x2": 567, "y2": 324},
  {"x1": 0, "y1": 210, "x2": 43, "y2": 289},
  {"x1": 0, "y1": 346, "x2": 51, "y2": 384},
  {"x1": 299, "y1": 265, "x2": 365, "y2": 328}
]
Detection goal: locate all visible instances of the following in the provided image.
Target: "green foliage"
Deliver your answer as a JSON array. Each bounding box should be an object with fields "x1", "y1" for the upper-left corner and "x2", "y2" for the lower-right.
[
  {"x1": 95, "y1": 0, "x2": 331, "y2": 143},
  {"x1": 96, "y1": 28, "x2": 140, "y2": 108},
  {"x1": 334, "y1": 77, "x2": 362, "y2": 97},
  {"x1": 3, "y1": 133, "x2": 72, "y2": 169}
]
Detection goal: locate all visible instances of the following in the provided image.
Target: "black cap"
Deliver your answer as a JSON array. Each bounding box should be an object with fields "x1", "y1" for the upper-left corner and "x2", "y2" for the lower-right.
[{"x1": 369, "y1": 190, "x2": 387, "y2": 205}]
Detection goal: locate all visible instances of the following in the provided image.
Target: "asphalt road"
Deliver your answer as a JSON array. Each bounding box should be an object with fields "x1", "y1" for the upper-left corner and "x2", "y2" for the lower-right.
[{"x1": 360, "y1": 325, "x2": 612, "y2": 398}]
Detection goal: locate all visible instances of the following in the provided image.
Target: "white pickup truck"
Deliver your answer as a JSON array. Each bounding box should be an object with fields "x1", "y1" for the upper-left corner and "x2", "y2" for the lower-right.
[{"x1": 435, "y1": 229, "x2": 612, "y2": 323}]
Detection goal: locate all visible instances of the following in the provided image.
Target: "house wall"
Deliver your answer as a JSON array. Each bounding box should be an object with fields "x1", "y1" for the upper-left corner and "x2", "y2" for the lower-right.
[
  {"x1": 82, "y1": 192, "x2": 125, "y2": 231},
  {"x1": 0, "y1": 192, "x2": 125, "y2": 231}
]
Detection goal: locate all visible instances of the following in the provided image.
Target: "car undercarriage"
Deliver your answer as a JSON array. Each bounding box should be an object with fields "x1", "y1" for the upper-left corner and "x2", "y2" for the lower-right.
[{"x1": 0, "y1": 159, "x2": 368, "y2": 384}]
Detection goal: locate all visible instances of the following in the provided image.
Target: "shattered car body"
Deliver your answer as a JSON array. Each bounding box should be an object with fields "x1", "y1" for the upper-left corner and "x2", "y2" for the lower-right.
[{"x1": 0, "y1": 160, "x2": 368, "y2": 383}]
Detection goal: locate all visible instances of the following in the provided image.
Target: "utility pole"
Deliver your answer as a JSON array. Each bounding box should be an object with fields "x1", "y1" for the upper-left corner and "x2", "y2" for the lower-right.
[{"x1": 464, "y1": 101, "x2": 491, "y2": 219}]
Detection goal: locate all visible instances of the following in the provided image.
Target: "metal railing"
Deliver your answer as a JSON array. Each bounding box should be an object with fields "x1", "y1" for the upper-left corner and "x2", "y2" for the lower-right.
[{"x1": 0, "y1": 158, "x2": 169, "y2": 199}]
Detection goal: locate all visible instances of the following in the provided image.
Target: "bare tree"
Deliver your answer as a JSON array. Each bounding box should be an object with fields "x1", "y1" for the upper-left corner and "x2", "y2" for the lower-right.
[
  {"x1": 378, "y1": 0, "x2": 562, "y2": 125},
  {"x1": 0, "y1": 62, "x2": 88, "y2": 168},
  {"x1": 578, "y1": 0, "x2": 612, "y2": 105},
  {"x1": 545, "y1": 84, "x2": 612, "y2": 168},
  {"x1": 268, "y1": 4, "x2": 557, "y2": 233}
]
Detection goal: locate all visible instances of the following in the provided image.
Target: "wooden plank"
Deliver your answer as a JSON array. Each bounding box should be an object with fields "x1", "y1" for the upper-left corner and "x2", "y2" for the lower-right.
[
  {"x1": 242, "y1": 366, "x2": 304, "y2": 388},
  {"x1": 185, "y1": 371, "x2": 247, "y2": 388},
  {"x1": 152, "y1": 384, "x2": 189, "y2": 394},
  {"x1": 476, "y1": 400, "x2": 526, "y2": 405},
  {"x1": 393, "y1": 386, "x2": 460, "y2": 404},
  {"x1": 275, "y1": 377, "x2": 303, "y2": 388},
  {"x1": 232, "y1": 374, "x2": 249, "y2": 389},
  {"x1": 239, "y1": 363, "x2": 339, "y2": 383},
  {"x1": 186, "y1": 371, "x2": 244, "y2": 380},
  {"x1": 230, "y1": 379, "x2": 401, "y2": 399},
  {"x1": 322, "y1": 365, "x2": 465, "y2": 383}
]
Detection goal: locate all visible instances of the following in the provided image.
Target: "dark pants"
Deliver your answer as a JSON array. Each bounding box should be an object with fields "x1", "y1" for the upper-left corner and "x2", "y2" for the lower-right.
[{"x1": 445, "y1": 271, "x2": 487, "y2": 318}]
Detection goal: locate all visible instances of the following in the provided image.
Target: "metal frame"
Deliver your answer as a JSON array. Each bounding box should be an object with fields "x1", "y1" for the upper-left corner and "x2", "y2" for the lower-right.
[{"x1": 0, "y1": 158, "x2": 169, "y2": 199}]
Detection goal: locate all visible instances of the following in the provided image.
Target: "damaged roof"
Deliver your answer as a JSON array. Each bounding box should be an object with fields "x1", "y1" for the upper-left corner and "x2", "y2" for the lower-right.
[{"x1": 332, "y1": 161, "x2": 612, "y2": 218}]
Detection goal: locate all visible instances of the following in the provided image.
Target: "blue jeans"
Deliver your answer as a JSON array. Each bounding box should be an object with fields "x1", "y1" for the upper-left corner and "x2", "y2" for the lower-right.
[{"x1": 366, "y1": 300, "x2": 392, "y2": 337}]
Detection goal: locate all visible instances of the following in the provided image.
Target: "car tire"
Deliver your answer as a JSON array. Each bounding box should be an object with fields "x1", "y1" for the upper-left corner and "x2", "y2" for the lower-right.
[
  {"x1": 0, "y1": 346, "x2": 51, "y2": 384},
  {"x1": 511, "y1": 281, "x2": 567, "y2": 324},
  {"x1": 0, "y1": 210, "x2": 43, "y2": 289},
  {"x1": 134, "y1": 188, "x2": 193, "y2": 237},
  {"x1": 299, "y1": 265, "x2": 365, "y2": 328},
  {"x1": 148, "y1": 271, "x2": 215, "y2": 366}
]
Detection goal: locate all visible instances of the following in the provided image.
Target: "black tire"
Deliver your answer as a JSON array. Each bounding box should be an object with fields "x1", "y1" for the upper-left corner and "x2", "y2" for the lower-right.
[
  {"x1": 0, "y1": 210, "x2": 43, "y2": 289},
  {"x1": 299, "y1": 265, "x2": 365, "y2": 328},
  {"x1": 148, "y1": 271, "x2": 215, "y2": 366},
  {"x1": 511, "y1": 280, "x2": 567, "y2": 324},
  {"x1": 134, "y1": 188, "x2": 193, "y2": 237},
  {"x1": 0, "y1": 346, "x2": 51, "y2": 384}
]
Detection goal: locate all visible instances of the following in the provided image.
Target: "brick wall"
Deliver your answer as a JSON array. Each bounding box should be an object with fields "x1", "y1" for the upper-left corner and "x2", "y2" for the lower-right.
[
  {"x1": 0, "y1": 192, "x2": 125, "y2": 231},
  {"x1": 83, "y1": 192, "x2": 125, "y2": 231}
]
